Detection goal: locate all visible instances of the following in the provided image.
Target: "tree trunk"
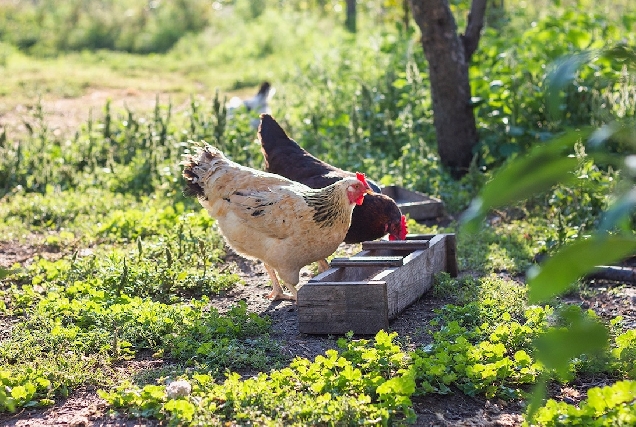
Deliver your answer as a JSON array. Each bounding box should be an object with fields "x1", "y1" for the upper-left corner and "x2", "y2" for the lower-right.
[
  {"x1": 346, "y1": 0, "x2": 356, "y2": 33},
  {"x1": 409, "y1": 0, "x2": 486, "y2": 178},
  {"x1": 402, "y1": 0, "x2": 410, "y2": 31}
]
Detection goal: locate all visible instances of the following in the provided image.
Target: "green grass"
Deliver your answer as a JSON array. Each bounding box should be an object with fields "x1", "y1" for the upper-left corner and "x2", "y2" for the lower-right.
[{"x1": 0, "y1": 6, "x2": 357, "y2": 112}]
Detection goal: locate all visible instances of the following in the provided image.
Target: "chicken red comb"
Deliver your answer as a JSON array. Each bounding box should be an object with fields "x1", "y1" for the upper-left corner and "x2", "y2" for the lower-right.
[
  {"x1": 355, "y1": 172, "x2": 370, "y2": 188},
  {"x1": 400, "y1": 215, "x2": 408, "y2": 239}
]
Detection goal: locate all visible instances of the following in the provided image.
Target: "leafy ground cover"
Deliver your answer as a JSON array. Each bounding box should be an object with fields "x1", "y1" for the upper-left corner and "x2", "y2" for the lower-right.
[{"x1": 1, "y1": 0, "x2": 635, "y2": 425}]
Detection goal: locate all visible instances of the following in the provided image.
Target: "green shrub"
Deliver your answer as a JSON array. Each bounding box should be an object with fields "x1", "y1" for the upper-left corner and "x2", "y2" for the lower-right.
[{"x1": 0, "y1": 0, "x2": 212, "y2": 55}]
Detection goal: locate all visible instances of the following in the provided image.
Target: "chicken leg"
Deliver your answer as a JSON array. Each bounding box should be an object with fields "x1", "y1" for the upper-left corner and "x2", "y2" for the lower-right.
[
  {"x1": 318, "y1": 259, "x2": 330, "y2": 273},
  {"x1": 264, "y1": 264, "x2": 297, "y2": 301}
]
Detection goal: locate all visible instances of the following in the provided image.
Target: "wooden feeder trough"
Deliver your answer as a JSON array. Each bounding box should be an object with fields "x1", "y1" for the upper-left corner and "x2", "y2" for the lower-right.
[
  {"x1": 297, "y1": 234, "x2": 458, "y2": 335},
  {"x1": 381, "y1": 185, "x2": 445, "y2": 221}
]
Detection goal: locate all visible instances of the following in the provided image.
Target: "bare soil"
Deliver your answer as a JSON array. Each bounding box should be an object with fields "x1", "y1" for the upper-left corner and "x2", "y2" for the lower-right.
[
  {"x1": 0, "y1": 88, "x2": 193, "y2": 138},
  {"x1": 1, "y1": 90, "x2": 634, "y2": 426}
]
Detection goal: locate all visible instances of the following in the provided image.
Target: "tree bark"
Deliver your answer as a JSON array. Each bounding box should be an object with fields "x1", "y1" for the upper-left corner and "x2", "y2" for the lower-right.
[
  {"x1": 409, "y1": 0, "x2": 486, "y2": 178},
  {"x1": 346, "y1": 0, "x2": 356, "y2": 33},
  {"x1": 462, "y1": 0, "x2": 487, "y2": 59},
  {"x1": 403, "y1": 0, "x2": 410, "y2": 31}
]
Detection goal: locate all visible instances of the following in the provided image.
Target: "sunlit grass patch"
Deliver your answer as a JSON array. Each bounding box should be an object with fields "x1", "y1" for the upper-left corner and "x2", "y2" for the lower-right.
[
  {"x1": 99, "y1": 331, "x2": 417, "y2": 426},
  {"x1": 458, "y1": 218, "x2": 550, "y2": 275},
  {"x1": 0, "y1": 277, "x2": 279, "y2": 412}
]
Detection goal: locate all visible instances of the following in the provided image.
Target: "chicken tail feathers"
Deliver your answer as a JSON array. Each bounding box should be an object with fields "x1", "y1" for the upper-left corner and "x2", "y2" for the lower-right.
[
  {"x1": 258, "y1": 113, "x2": 318, "y2": 178},
  {"x1": 181, "y1": 143, "x2": 225, "y2": 199},
  {"x1": 258, "y1": 114, "x2": 294, "y2": 152},
  {"x1": 182, "y1": 169, "x2": 204, "y2": 198}
]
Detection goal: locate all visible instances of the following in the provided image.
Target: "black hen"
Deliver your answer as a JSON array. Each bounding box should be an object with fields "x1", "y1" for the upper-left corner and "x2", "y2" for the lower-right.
[{"x1": 258, "y1": 114, "x2": 407, "y2": 243}]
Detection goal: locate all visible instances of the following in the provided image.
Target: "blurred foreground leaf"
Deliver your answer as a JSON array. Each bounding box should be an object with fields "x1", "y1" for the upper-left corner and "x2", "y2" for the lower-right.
[
  {"x1": 461, "y1": 128, "x2": 591, "y2": 233},
  {"x1": 599, "y1": 187, "x2": 636, "y2": 232},
  {"x1": 601, "y1": 43, "x2": 636, "y2": 71},
  {"x1": 527, "y1": 234, "x2": 636, "y2": 303},
  {"x1": 534, "y1": 306, "x2": 609, "y2": 376},
  {"x1": 546, "y1": 52, "x2": 594, "y2": 120},
  {"x1": 526, "y1": 306, "x2": 610, "y2": 421}
]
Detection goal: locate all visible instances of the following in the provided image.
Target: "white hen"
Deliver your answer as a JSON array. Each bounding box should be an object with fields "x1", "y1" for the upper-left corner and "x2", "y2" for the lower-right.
[
  {"x1": 227, "y1": 81, "x2": 275, "y2": 128},
  {"x1": 182, "y1": 143, "x2": 372, "y2": 301}
]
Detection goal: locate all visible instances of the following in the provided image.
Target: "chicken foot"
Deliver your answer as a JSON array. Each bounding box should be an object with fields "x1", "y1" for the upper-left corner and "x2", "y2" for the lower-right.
[{"x1": 264, "y1": 264, "x2": 297, "y2": 301}]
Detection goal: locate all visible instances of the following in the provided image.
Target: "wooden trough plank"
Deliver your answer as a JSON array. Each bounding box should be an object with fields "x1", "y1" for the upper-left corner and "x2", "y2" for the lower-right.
[
  {"x1": 304, "y1": 281, "x2": 387, "y2": 286},
  {"x1": 381, "y1": 186, "x2": 445, "y2": 220},
  {"x1": 445, "y1": 233, "x2": 458, "y2": 277},
  {"x1": 361, "y1": 240, "x2": 430, "y2": 251},
  {"x1": 398, "y1": 201, "x2": 444, "y2": 220},
  {"x1": 406, "y1": 234, "x2": 435, "y2": 240},
  {"x1": 384, "y1": 234, "x2": 448, "y2": 319},
  {"x1": 309, "y1": 264, "x2": 385, "y2": 282},
  {"x1": 297, "y1": 282, "x2": 388, "y2": 335},
  {"x1": 404, "y1": 234, "x2": 457, "y2": 277},
  {"x1": 330, "y1": 256, "x2": 404, "y2": 267}
]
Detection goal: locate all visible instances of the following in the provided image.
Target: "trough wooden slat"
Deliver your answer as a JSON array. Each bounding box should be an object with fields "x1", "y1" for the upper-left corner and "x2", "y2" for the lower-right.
[
  {"x1": 330, "y1": 256, "x2": 404, "y2": 267},
  {"x1": 303, "y1": 281, "x2": 387, "y2": 286},
  {"x1": 381, "y1": 185, "x2": 445, "y2": 220},
  {"x1": 361, "y1": 240, "x2": 430, "y2": 251},
  {"x1": 405, "y1": 234, "x2": 435, "y2": 240},
  {"x1": 297, "y1": 282, "x2": 388, "y2": 335}
]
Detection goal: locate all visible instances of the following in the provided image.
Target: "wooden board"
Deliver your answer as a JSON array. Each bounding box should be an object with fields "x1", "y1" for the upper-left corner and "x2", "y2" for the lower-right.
[
  {"x1": 330, "y1": 256, "x2": 404, "y2": 267},
  {"x1": 361, "y1": 240, "x2": 430, "y2": 251},
  {"x1": 309, "y1": 262, "x2": 384, "y2": 283},
  {"x1": 403, "y1": 233, "x2": 458, "y2": 277},
  {"x1": 381, "y1": 185, "x2": 445, "y2": 220},
  {"x1": 298, "y1": 234, "x2": 458, "y2": 335},
  {"x1": 383, "y1": 236, "x2": 444, "y2": 319},
  {"x1": 297, "y1": 281, "x2": 389, "y2": 335}
]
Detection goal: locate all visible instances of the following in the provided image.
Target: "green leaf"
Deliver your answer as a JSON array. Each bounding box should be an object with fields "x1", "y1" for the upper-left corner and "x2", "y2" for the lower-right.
[
  {"x1": 534, "y1": 306, "x2": 609, "y2": 376},
  {"x1": 599, "y1": 187, "x2": 636, "y2": 232},
  {"x1": 0, "y1": 267, "x2": 16, "y2": 280},
  {"x1": 546, "y1": 52, "x2": 593, "y2": 119},
  {"x1": 376, "y1": 375, "x2": 415, "y2": 397},
  {"x1": 601, "y1": 44, "x2": 636, "y2": 71},
  {"x1": 527, "y1": 234, "x2": 636, "y2": 303},
  {"x1": 513, "y1": 350, "x2": 532, "y2": 366},
  {"x1": 11, "y1": 385, "x2": 28, "y2": 401},
  {"x1": 461, "y1": 129, "x2": 590, "y2": 233},
  {"x1": 165, "y1": 399, "x2": 196, "y2": 422}
]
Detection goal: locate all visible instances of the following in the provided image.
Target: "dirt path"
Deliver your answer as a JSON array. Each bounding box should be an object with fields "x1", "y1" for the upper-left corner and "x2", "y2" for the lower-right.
[{"x1": 0, "y1": 88, "x2": 194, "y2": 138}]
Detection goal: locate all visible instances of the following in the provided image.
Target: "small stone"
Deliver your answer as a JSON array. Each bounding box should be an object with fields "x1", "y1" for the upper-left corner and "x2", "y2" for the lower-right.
[{"x1": 166, "y1": 379, "x2": 192, "y2": 399}]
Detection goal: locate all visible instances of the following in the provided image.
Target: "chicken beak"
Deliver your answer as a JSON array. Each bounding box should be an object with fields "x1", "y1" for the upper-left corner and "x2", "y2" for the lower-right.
[{"x1": 365, "y1": 188, "x2": 374, "y2": 195}]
